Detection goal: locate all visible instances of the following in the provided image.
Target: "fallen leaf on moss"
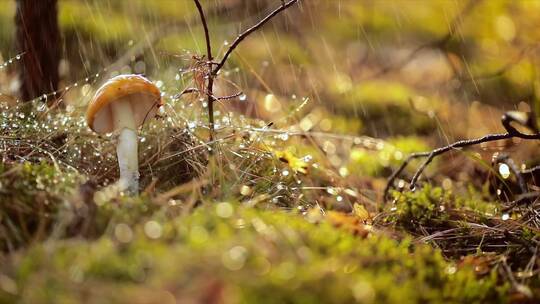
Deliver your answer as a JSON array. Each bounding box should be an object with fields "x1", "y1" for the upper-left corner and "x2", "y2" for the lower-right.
[{"x1": 327, "y1": 211, "x2": 371, "y2": 238}]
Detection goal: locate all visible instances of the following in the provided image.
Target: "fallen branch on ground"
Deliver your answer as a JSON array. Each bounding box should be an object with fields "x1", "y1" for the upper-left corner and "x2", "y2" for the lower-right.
[{"x1": 384, "y1": 111, "x2": 540, "y2": 203}]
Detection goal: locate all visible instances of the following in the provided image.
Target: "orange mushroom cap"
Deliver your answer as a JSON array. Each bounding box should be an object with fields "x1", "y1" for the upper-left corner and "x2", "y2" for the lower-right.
[{"x1": 86, "y1": 74, "x2": 163, "y2": 134}]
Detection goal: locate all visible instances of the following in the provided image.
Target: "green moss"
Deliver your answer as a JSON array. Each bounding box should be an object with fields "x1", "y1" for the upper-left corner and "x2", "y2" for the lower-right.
[
  {"x1": 348, "y1": 136, "x2": 430, "y2": 177},
  {"x1": 2, "y1": 205, "x2": 506, "y2": 303},
  {"x1": 391, "y1": 186, "x2": 451, "y2": 227},
  {"x1": 454, "y1": 186, "x2": 499, "y2": 217},
  {"x1": 0, "y1": 162, "x2": 82, "y2": 251},
  {"x1": 330, "y1": 80, "x2": 439, "y2": 136}
]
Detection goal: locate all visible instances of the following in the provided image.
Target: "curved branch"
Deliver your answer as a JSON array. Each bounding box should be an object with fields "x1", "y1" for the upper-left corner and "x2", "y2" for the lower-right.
[
  {"x1": 385, "y1": 111, "x2": 540, "y2": 202},
  {"x1": 213, "y1": 0, "x2": 300, "y2": 75},
  {"x1": 192, "y1": 0, "x2": 216, "y2": 141}
]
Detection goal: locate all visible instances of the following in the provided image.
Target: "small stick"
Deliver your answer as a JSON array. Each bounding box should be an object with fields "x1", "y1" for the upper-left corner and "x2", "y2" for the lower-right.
[
  {"x1": 192, "y1": 0, "x2": 215, "y2": 142},
  {"x1": 192, "y1": 0, "x2": 300, "y2": 143},
  {"x1": 212, "y1": 0, "x2": 299, "y2": 75},
  {"x1": 385, "y1": 113, "x2": 540, "y2": 202}
]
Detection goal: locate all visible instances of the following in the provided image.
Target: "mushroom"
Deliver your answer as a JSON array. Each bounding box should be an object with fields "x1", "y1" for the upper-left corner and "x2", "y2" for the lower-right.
[{"x1": 86, "y1": 74, "x2": 163, "y2": 195}]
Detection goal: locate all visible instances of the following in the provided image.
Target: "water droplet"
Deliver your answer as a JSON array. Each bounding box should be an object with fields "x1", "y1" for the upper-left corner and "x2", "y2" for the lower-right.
[
  {"x1": 499, "y1": 163, "x2": 511, "y2": 179},
  {"x1": 114, "y1": 223, "x2": 133, "y2": 243},
  {"x1": 216, "y1": 202, "x2": 234, "y2": 218},
  {"x1": 144, "y1": 221, "x2": 162, "y2": 239},
  {"x1": 240, "y1": 185, "x2": 252, "y2": 196},
  {"x1": 239, "y1": 94, "x2": 247, "y2": 101},
  {"x1": 278, "y1": 133, "x2": 289, "y2": 141}
]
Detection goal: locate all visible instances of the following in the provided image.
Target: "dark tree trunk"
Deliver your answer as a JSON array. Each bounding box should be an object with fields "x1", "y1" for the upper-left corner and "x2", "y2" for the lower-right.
[{"x1": 15, "y1": 0, "x2": 60, "y2": 104}]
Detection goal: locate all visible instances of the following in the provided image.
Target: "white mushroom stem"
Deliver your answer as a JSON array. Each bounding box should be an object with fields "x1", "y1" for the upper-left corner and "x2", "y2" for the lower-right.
[{"x1": 112, "y1": 98, "x2": 139, "y2": 195}]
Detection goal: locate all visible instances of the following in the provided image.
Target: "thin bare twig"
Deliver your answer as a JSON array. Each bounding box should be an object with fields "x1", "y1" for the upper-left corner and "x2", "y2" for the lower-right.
[
  {"x1": 216, "y1": 91, "x2": 243, "y2": 101},
  {"x1": 213, "y1": 0, "x2": 299, "y2": 75},
  {"x1": 192, "y1": 0, "x2": 300, "y2": 143},
  {"x1": 385, "y1": 112, "x2": 540, "y2": 202},
  {"x1": 192, "y1": 0, "x2": 215, "y2": 142},
  {"x1": 174, "y1": 87, "x2": 199, "y2": 99}
]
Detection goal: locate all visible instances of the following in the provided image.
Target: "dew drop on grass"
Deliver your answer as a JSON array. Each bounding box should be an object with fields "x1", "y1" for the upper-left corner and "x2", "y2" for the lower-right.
[
  {"x1": 239, "y1": 94, "x2": 247, "y2": 101},
  {"x1": 326, "y1": 187, "x2": 338, "y2": 195},
  {"x1": 240, "y1": 185, "x2": 252, "y2": 196},
  {"x1": 278, "y1": 133, "x2": 289, "y2": 141},
  {"x1": 499, "y1": 163, "x2": 511, "y2": 179}
]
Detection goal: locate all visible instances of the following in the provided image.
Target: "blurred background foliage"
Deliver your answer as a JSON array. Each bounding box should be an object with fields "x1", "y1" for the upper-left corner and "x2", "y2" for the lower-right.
[
  {"x1": 0, "y1": 0, "x2": 539, "y2": 174},
  {"x1": 1, "y1": 0, "x2": 539, "y2": 138}
]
